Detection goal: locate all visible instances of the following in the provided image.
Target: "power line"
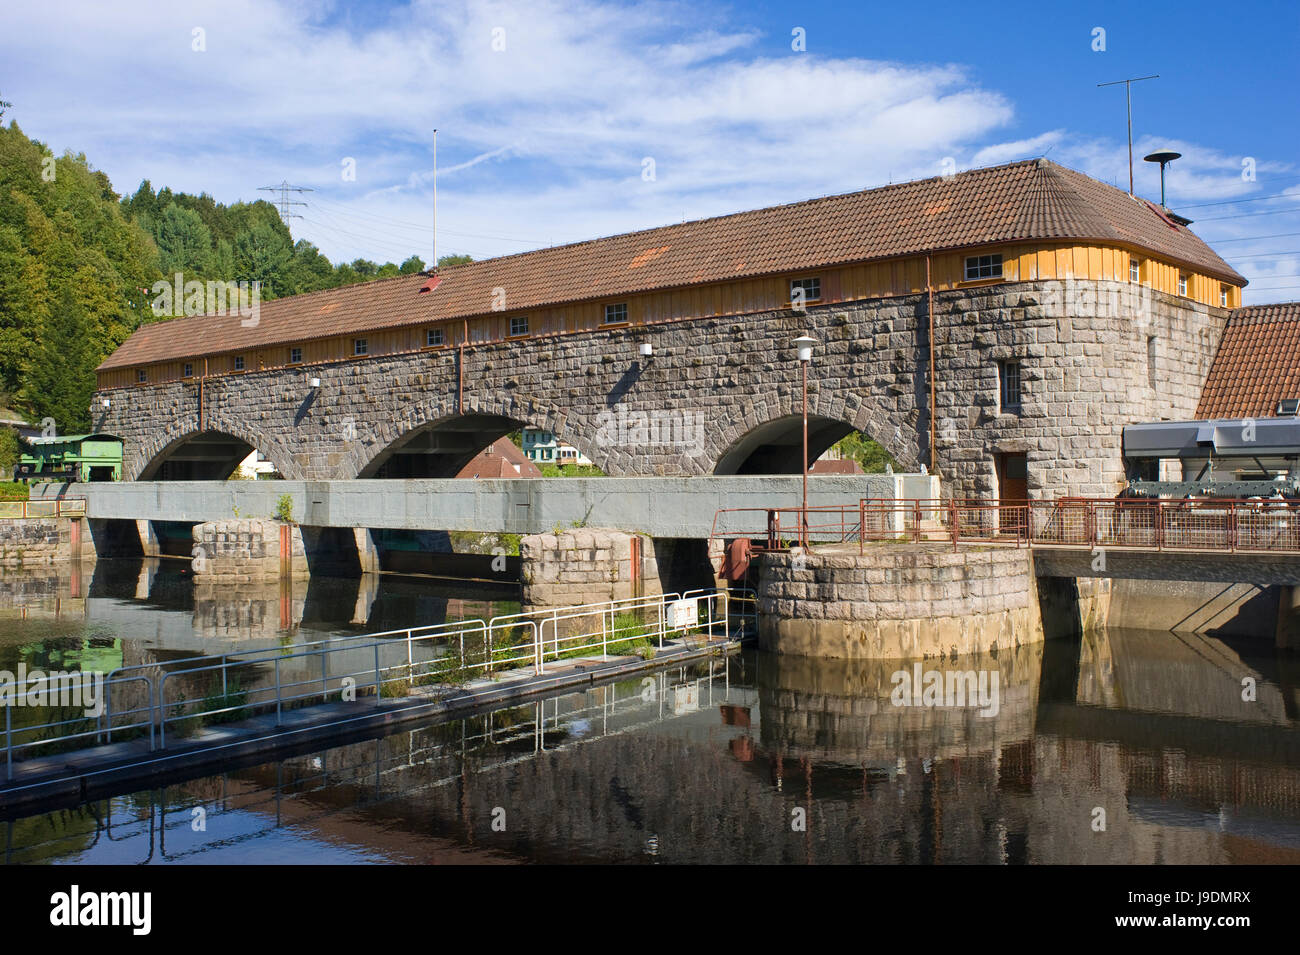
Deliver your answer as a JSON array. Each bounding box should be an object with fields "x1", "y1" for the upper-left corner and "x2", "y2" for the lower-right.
[
  {"x1": 1195, "y1": 206, "x2": 1300, "y2": 222},
  {"x1": 1204, "y1": 232, "x2": 1300, "y2": 244},
  {"x1": 1177, "y1": 191, "x2": 1300, "y2": 210}
]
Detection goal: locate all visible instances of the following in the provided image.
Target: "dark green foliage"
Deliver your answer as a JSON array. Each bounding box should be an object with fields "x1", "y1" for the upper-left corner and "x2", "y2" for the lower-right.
[{"x1": 833, "y1": 431, "x2": 900, "y2": 473}]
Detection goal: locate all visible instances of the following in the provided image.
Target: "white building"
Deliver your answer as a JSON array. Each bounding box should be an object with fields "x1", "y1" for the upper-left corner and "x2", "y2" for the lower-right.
[{"x1": 521, "y1": 428, "x2": 591, "y2": 466}]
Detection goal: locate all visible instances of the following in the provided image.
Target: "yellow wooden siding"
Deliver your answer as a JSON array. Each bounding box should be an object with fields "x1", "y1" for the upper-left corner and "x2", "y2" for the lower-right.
[{"x1": 100, "y1": 241, "x2": 1244, "y2": 389}]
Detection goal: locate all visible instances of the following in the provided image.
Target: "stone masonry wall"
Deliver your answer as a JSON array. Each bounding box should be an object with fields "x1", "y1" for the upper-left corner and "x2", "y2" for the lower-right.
[
  {"x1": 520, "y1": 527, "x2": 664, "y2": 607},
  {"x1": 192, "y1": 519, "x2": 306, "y2": 582},
  {"x1": 93, "y1": 279, "x2": 1224, "y2": 500},
  {"x1": 756, "y1": 544, "x2": 1042, "y2": 659},
  {"x1": 0, "y1": 518, "x2": 93, "y2": 567}
]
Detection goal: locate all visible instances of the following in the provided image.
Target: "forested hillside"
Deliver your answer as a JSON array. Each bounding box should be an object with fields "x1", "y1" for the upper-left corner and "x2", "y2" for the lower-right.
[{"x1": 0, "y1": 100, "x2": 436, "y2": 438}]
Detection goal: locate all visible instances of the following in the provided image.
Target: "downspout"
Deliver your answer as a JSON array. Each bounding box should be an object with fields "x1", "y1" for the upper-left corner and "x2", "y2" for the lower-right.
[
  {"x1": 199, "y1": 356, "x2": 208, "y2": 432},
  {"x1": 458, "y1": 319, "x2": 467, "y2": 415},
  {"x1": 926, "y1": 255, "x2": 937, "y2": 478}
]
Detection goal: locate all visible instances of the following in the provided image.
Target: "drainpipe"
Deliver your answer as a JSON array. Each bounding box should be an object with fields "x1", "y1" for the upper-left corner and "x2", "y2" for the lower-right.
[
  {"x1": 926, "y1": 255, "x2": 937, "y2": 478},
  {"x1": 458, "y1": 319, "x2": 467, "y2": 415},
  {"x1": 199, "y1": 356, "x2": 208, "y2": 432}
]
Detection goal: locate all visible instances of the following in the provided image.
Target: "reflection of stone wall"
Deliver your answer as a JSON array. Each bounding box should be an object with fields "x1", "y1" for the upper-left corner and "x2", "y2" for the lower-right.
[
  {"x1": 192, "y1": 580, "x2": 306, "y2": 642},
  {"x1": 756, "y1": 646, "x2": 1042, "y2": 764},
  {"x1": 757, "y1": 544, "x2": 1041, "y2": 658}
]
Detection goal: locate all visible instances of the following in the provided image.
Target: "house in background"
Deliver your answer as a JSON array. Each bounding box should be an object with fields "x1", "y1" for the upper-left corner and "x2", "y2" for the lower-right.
[
  {"x1": 235, "y1": 450, "x2": 280, "y2": 480},
  {"x1": 521, "y1": 428, "x2": 592, "y2": 467},
  {"x1": 457, "y1": 438, "x2": 542, "y2": 478}
]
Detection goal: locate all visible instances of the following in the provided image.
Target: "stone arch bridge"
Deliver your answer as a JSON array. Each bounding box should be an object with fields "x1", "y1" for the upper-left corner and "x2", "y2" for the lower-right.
[{"x1": 92, "y1": 279, "x2": 1222, "y2": 500}]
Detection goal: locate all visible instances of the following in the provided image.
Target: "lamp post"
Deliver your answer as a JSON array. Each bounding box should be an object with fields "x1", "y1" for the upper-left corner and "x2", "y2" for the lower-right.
[{"x1": 793, "y1": 335, "x2": 816, "y2": 547}]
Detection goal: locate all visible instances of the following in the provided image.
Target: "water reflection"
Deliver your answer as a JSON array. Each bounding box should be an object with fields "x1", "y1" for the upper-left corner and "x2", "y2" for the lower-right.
[{"x1": 2, "y1": 564, "x2": 1300, "y2": 864}]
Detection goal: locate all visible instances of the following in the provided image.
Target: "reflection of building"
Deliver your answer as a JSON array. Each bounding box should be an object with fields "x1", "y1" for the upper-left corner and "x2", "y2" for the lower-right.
[
  {"x1": 457, "y1": 438, "x2": 541, "y2": 478},
  {"x1": 522, "y1": 428, "x2": 591, "y2": 466}
]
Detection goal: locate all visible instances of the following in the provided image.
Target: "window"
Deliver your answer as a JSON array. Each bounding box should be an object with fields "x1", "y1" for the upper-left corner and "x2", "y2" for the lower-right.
[
  {"x1": 1220, "y1": 286, "x2": 1229, "y2": 307},
  {"x1": 1278, "y1": 399, "x2": 1299, "y2": 416},
  {"x1": 233, "y1": 356, "x2": 244, "y2": 371},
  {"x1": 999, "y1": 360, "x2": 1021, "y2": 414},
  {"x1": 426, "y1": 327, "x2": 444, "y2": 347},
  {"x1": 1147, "y1": 336, "x2": 1157, "y2": 389},
  {"x1": 354, "y1": 338, "x2": 368, "y2": 356},
  {"x1": 965, "y1": 254, "x2": 1003, "y2": 281},
  {"x1": 1130, "y1": 258, "x2": 1141, "y2": 283},
  {"x1": 510, "y1": 315, "x2": 529, "y2": 336},
  {"x1": 136, "y1": 369, "x2": 148, "y2": 383},
  {"x1": 183, "y1": 363, "x2": 193, "y2": 378},
  {"x1": 789, "y1": 277, "x2": 822, "y2": 303},
  {"x1": 1177, "y1": 274, "x2": 1188, "y2": 296},
  {"x1": 289, "y1": 347, "x2": 302, "y2": 364},
  {"x1": 603, "y1": 303, "x2": 628, "y2": 324}
]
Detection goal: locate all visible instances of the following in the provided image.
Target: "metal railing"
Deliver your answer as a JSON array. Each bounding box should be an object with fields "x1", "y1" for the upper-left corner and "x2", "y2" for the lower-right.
[
  {"x1": 3, "y1": 590, "x2": 735, "y2": 776},
  {"x1": 711, "y1": 497, "x2": 1300, "y2": 557},
  {"x1": 0, "y1": 498, "x2": 87, "y2": 519}
]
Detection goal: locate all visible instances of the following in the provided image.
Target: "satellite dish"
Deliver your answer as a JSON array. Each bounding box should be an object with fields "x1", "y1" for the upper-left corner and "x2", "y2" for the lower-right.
[{"x1": 1143, "y1": 150, "x2": 1182, "y2": 207}]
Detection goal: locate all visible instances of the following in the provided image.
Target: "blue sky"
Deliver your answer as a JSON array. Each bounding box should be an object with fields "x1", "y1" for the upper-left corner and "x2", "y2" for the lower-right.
[{"x1": 2, "y1": 0, "x2": 1298, "y2": 302}]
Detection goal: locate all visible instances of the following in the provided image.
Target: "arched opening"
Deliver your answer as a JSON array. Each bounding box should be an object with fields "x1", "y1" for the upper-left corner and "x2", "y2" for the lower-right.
[
  {"x1": 138, "y1": 430, "x2": 282, "y2": 481},
  {"x1": 359, "y1": 413, "x2": 526, "y2": 479},
  {"x1": 714, "y1": 414, "x2": 856, "y2": 475}
]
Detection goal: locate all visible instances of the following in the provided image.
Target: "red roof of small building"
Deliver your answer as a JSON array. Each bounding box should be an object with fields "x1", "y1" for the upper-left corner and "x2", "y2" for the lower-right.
[
  {"x1": 1197, "y1": 302, "x2": 1300, "y2": 419},
  {"x1": 455, "y1": 438, "x2": 541, "y2": 479}
]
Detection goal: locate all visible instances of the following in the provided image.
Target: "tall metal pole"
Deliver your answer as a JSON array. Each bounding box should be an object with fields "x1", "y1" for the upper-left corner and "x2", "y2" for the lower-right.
[
  {"x1": 432, "y1": 129, "x2": 438, "y2": 269},
  {"x1": 1098, "y1": 75, "x2": 1158, "y2": 196},
  {"x1": 801, "y1": 359, "x2": 808, "y2": 548}
]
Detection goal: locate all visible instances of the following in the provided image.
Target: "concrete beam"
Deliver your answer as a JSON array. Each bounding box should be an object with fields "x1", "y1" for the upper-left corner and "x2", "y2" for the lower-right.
[{"x1": 33, "y1": 474, "x2": 898, "y2": 538}]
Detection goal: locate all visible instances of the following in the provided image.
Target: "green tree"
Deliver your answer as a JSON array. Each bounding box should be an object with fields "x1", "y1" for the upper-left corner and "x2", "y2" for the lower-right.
[
  {"x1": 399, "y1": 255, "x2": 426, "y2": 274},
  {"x1": 833, "y1": 432, "x2": 900, "y2": 473},
  {"x1": 153, "y1": 202, "x2": 214, "y2": 277},
  {"x1": 437, "y1": 253, "x2": 473, "y2": 267}
]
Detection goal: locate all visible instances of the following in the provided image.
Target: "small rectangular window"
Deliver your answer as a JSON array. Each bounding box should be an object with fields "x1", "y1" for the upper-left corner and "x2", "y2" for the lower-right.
[
  {"x1": 1278, "y1": 399, "x2": 1299, "y2": 416},
  {"x1": 354, "y1": 338, "x2": 368, "y2": 356},
  {"x1": 1220, "y1": 286, "x2": 1229, "y2": 307},
  {"x1": 233, "y1": 356, "x2": 245, "y2": 371},
  {"x1": 289, "y1": 348, "x2": 302, "y2": 364},
  {"x1": 1178, "y1": 274, "x2": 1188, "y2": 296},
  {"x1": 510, "y1": 316, "x2": 529, "y2": 336},
  {"x1": 999, "y1": 360, "x2": 1021, "y2": 414},
  {"x1": 603, "y1": 303, "x2": 628, "y2": 324},
  {"x1": 426, "y1": 327, "x2": 444, "y2": 347},
  {"x1": 137, "y1": 369, "x2": 148, "y2": 383},
  {"x1": 183, "y1": 363, "x2": 193, "y2": 378},
  {"x1": 1130, "y1": 259, "x2": 1140, "y2": 283},
  {"x1": 790, "y1": 277, "x2": 822, "y2": 303},
  {"x1": 1147, "y1": 336, "x2": 1157, "y2": 389},
  {"x1": 965, "y1": 254, "x2": 1003, "y2": 281}
]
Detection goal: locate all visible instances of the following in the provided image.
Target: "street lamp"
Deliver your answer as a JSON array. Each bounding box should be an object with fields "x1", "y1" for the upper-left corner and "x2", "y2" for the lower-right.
[
  {"x1": 792, "y1": 335, "x2": 817, "y2": 547},
  {"x1": 638, "y1": 342, "x2": 653, "y2": 358}
]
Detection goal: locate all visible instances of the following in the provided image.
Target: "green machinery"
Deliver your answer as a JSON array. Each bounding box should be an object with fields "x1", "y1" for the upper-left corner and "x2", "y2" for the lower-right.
[{"x1": 14, "y1": 433, "x2": 124, "y2": 483}]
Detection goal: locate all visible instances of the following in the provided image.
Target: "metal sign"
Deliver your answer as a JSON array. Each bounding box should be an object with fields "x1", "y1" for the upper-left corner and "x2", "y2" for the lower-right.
[{"x1": 668, "y1": 598, "x2": 697, "y2": 630}]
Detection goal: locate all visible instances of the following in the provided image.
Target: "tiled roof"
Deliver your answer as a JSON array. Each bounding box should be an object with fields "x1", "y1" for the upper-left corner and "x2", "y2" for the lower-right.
[
  {"x1": 100, "y1": 158, "x2": 1245, "y2": 371},
  {"x1": 454, "y1": 439, "x2": 540, "y2": 479},
  {"x1": 1197, "y1": 303, "x2": 1300, "y2": 419}
]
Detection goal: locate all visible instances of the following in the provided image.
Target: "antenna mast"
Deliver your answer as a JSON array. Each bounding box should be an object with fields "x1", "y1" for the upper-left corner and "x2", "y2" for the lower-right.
[
  {"x1": 1097, "y1": 75, "x2": 1159, "y2": 195},
  {"x1": 432, "y1": 129, "x2": 438, "y2": 270}
]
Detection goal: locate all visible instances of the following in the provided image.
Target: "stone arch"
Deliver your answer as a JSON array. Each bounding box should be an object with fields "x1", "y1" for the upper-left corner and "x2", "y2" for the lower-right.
[
  {"x1": 707, "y1": 390, "x2": 921, "y2": 474},
  {"x1": 346, "y1": 392, "x2": 611, "y2": 479},
  {"x1": 128, "y1": 413, "x2": 303, "y2": 481}
]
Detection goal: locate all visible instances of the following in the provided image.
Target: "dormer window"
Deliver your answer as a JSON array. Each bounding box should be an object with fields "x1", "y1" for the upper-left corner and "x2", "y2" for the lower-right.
[{"x1": 1278, "y1": 398, "x2": 1299, "y2": 416}]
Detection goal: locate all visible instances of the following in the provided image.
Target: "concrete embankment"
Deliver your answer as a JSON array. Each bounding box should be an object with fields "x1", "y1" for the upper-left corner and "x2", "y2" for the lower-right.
[{"x1": 0, "y1": 636, "x2": 737, "y2": 816}]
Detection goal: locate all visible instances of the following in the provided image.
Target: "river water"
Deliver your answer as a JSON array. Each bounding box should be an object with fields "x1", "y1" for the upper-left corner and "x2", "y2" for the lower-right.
[{"x1": 2, "y1": 559, "x2": 1298, "y2": 864}]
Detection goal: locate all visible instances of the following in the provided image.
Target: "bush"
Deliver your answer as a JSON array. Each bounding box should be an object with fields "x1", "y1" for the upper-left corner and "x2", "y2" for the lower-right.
[{"x1": 273, "y1": 493, "x2": 294, "y2": 523}]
